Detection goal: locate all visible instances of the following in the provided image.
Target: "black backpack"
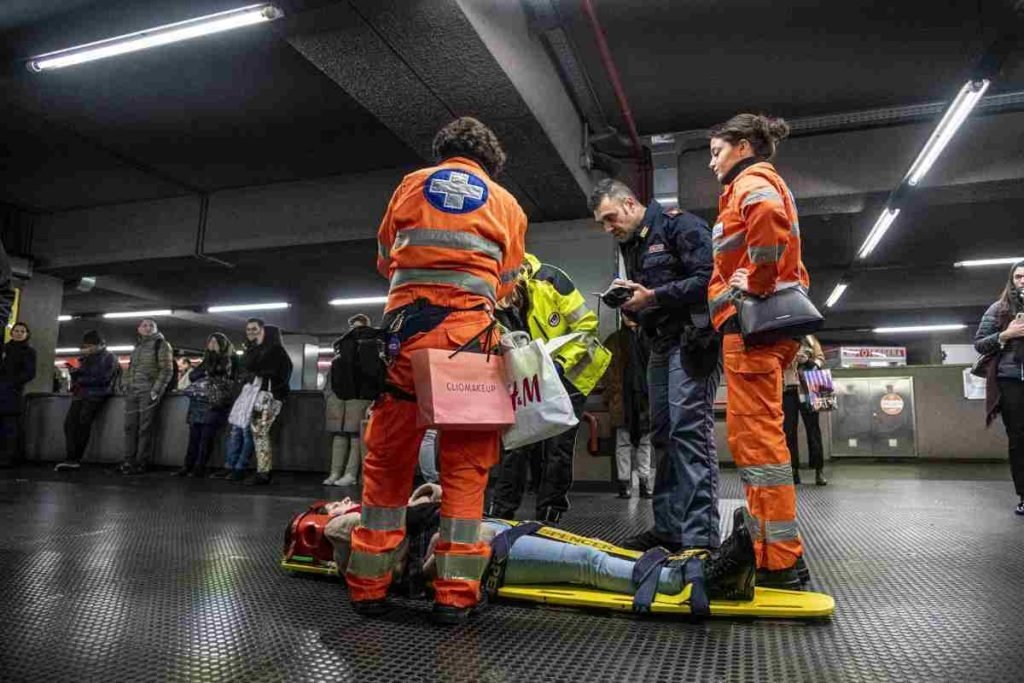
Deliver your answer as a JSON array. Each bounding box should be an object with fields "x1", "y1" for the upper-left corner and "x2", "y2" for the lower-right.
[{"x1": 330, "y1": 327, "x2": 384, "y2": 401}]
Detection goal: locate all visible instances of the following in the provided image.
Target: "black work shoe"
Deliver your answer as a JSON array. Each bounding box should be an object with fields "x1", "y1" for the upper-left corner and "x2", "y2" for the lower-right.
[
  {"x1": 815, "y1": 469, "x2": 828, "y2": 486},
  {"x1": 187, "y1": 468, "x2": 205, "y2": 478},
  {"x1": 54, "y1": 461, "x2": 80, "y2": 472},
  {"x1": 704, "y1": 508, "x2": 757, "y2": 601},
  {"x1": 226, "y1": 470, "x2": 246, "y2": 482},
  {"x1": 351, "y1": 598, "x2": 390, "y2": 617},
  {"x1": 756, "y1": 566, "x2": 804, "y2": 591},
  {"x1": 639, "y1": 480, "x2": 653, "y2": 499},
  {"x1": 620, "y1": 528, "x2": 683, "y2": 553},
  {"x1": 120, "y1": 463, "x2": 146, "y2": 476},
  {"x1": 535, "y1": 507, "x2": 562, "y2": 525},
  {"x1": 171, "y1": 467, "x2": 189, "y2": 477},
  {"x1": 795, "y1": 555, "x2": 811, "y2": 584},
  {"x1": 431, "y1": 604, "x2": 471, "y2": 625},
  {"x1": 208, "y1": 469, "x2": 229, "y2": 479},
  {"x1": 616, "y1": 482, "x2": 631, "y2": 499},
  {"x1": 245, "y1": 472, "x2": 271, "y2": 486}
]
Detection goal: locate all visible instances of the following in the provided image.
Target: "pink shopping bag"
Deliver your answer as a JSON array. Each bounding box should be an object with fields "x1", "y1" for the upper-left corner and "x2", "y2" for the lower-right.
[{"x1": 410, "y1": 348, "x2": 514, "y2": 430}]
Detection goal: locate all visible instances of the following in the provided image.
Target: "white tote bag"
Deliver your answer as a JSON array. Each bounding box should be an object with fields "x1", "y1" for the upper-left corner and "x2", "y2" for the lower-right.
[
  {"x1": 228, "y1": 378, "x2": 262, "y2": 428},
  {"x1": 501, "y1": 331, "x2": 580, "y2": 450}
]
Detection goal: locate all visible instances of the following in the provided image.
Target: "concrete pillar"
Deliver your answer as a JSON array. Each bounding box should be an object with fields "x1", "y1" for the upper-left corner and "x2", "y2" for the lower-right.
[
  {"x1": 13, "y1": 273, "x2": 62, "y2": 393},
  {"x1": 282, "y1": 334, "x2": 319, "y2": 391}
]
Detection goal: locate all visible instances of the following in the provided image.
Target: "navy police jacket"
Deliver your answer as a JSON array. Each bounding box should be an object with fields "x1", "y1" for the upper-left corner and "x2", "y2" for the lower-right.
[{"x1": 619, "y1": 201, "x2": 714, "y2": 347}]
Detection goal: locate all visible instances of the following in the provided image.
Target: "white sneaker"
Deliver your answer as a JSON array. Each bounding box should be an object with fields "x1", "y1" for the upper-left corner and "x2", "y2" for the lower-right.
[
  {"x1": 336, "y1": 474, "x2": 357, "y2": 486},
  {"x1": 322, "y1": 475, "x2": 339, "y2": 486}
]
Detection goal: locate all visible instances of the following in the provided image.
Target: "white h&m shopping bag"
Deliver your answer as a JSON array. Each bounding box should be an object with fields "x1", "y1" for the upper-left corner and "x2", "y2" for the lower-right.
[{"x1": 501, "y1": 331, "x2": 579, "y2": 450}]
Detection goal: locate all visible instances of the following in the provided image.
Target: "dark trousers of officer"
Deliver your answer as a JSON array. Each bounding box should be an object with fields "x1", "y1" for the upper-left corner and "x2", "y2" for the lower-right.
[
  {"x1": 490, "y1": 390, "x2": 586, "y2": 522},
  {"x1": 64, "y1": 398, "x2": 107, "y2": 462},
  {"x1": 649, "y1": 345, "x2": 722, "y2": 549},
  {"x1": 783, "y1": 387, "x2": 824, "y2": 473}
]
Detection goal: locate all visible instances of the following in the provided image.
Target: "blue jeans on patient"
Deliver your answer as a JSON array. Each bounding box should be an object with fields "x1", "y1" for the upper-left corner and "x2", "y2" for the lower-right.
[
  {"x1": 484, "y1": 521, "x2": 683, "y2": 595},
  {"x1": 224, "y1": 425, "x2": 254, "y2": 471}
]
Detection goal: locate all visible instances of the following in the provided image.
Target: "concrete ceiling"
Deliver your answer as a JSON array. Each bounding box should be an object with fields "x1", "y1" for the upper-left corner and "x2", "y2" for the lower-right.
[{"x1": 2, "y1": 0, "x2": 1023, "y2": 353}]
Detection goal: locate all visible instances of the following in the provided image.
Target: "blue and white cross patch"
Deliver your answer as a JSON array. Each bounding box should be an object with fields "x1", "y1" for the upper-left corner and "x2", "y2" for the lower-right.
[{"x1": 424, "y1": 169, "x2": 489, "y2": 214}]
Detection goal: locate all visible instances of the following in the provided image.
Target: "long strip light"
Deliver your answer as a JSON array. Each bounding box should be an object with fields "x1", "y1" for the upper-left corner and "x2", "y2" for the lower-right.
[
  {"x1": 108, "y1": 345, "x2": 137, "y2": 352},
  {"x1": 102, "y1": 309, "x2": 172, "y2": 319},
  {"x1": 27, "y1": 4, "x2": 284, "y2": 72},
  {"x1": 906, "y1": 79, "x2": 991, "y2": 187},
  {"x1": 57, "y1": 315, "x2": 74, "y2": 322},
  {"x1": 873, "y1": 324, "x2": 966, "y2": 334},
  {"x1": 857, "y1": 208, "x2": 900, "y2": 260},
  {"x1": 328, "y1": 296, "x2": 388, "y2": 306},
  {"x1": 207, "y1": 302, "x2": 290, "y2": 313},
  {"x1": 56, "y1": 344, "x2": 138, "y2": 355},
  {"x1": 824, "y1": 283, "x2": 848, "y2": 309},
  {"x1": 954, "y1": 257, "x2": 1024, "y2": 268},
  {"x1": 56, "y1": 347, "x2": 82, "y2": 354}
]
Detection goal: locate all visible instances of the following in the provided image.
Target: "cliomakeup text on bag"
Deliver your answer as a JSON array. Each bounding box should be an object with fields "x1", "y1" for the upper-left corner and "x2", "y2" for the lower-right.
[{"x1": 445, "y1": 381, "x2": 500, "y2": 394}]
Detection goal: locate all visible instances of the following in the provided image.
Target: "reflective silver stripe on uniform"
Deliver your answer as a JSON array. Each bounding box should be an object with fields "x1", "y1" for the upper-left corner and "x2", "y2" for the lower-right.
[
  {"x1": 566, "y1": 337, "x2": 602, "y2": 380},
  {"x1": 436, "y1": 553, "x2": 489, "y2": 581},
  {"x1": 741, "y1": 188, "x2": 782, "y2": 208},
  {"x1": 790, "y1": 220, "x2": 800, "y2": 237},
  {"x1": 360, "y1": 505, "x2": 407, "y2": 532},
  {"x1": 738, "y1": 463, "x2": 794, "y2": 487},
  {"x1": 747, "y1": 244, "x2": 787, "y2": 264},
  {"x1": 378, "y1": 241, "x2": 390, "y2": 262},
  {"x1": 393, "y1": 228, "x2": 503, "y2": 263},
  {"x1": 713, "y1": 229, "x2": 747, "y2": 255},
  {"x1": 391, "y1": 268, "x2": 497, "y2": 301},
  {"x1": 565, "y1": 302, "x2": 591, "y2": 324},
  {"x1": 346, "y1": 549, "x2": 395, "y2": 578},
  {"x1": 709, "y1": 291, "x2": 734, "y2": 316},
  {"x1": 439, "y1": 518, "x2": 482, "y2": 545},
  {"x1": 765, "y1": 520, "x2": 800, "y2": 543}
]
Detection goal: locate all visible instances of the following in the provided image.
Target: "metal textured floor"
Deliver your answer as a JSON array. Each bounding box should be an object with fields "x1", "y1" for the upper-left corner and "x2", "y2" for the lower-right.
[{"x1": 2, "y1": 461, "x2": 1023, "y2": 682}]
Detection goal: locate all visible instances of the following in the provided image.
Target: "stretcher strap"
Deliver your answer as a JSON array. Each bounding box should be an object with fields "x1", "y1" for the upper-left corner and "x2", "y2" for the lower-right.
[
  {"x1": 631, "y1": 547, "x2": 670, "y2": 613},
  {"x1": 683, "y1": 557, "x2": 710, "y2": 617},
  {"x1": 483, "y1": 522, "x2": 543, "y2": 599}
]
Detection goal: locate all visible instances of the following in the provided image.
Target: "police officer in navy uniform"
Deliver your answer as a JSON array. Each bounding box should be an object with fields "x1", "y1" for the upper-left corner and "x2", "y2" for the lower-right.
[{"x1": 589, "y1": 179, "x2": 722, "y2": 552}]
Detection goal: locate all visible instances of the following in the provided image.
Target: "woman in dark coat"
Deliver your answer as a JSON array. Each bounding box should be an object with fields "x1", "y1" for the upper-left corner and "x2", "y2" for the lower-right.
[
  {"x1": 246, "y1": 324, "x2": 292, "y2": 486},
  {"x1": 174, "y1": 333, "x2": 237, "y2": 477},
  {"x1": 0, "y1": 322, "x2": 37, "y2": 467},
  {"x1": 974, "y1": 260, "x2": 1024, "y2": 515}
]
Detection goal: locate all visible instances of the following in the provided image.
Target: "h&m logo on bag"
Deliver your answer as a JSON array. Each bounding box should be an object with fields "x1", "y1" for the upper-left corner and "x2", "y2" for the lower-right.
[{"x1": 508, "y1": 374, "x2": 542, "y2": 410}]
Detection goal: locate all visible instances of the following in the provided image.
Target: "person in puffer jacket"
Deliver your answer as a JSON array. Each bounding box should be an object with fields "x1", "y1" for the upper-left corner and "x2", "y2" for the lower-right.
[
  {"x1": 119, "y1": 318, "x2": 174, "y2": 475},
  {"x1": 55, "y1": 330, "x2": 120, "y2": 472}
]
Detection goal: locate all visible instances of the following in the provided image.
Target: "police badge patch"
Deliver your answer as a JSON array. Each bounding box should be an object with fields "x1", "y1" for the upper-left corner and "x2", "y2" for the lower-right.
[{"x1": 548, "y1": 312, "x2": 561, "y2": 327}]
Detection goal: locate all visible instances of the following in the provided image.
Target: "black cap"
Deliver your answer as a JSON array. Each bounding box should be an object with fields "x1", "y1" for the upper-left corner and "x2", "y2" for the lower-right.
[{"x1": 82, "y1": 330, "x2": 104, "y2": 346}]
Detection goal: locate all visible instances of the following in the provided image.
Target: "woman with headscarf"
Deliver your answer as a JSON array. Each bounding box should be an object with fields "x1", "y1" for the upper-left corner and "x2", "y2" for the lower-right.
[
  {"x1": 175, "y1": 333, "x2": 237, "y2": 478},
  {"x1": 974, "y1": 260, "x2": 1024, "y2": 515}
]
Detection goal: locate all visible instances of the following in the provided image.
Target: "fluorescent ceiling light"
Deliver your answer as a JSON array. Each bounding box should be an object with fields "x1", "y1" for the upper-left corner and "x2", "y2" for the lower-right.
[
  {"x1": 954, "y1": 257, "x2": 1024, "y2": 268},
  {"x1": 102, "y1": 309, "x2": 172, "y2": 319},
  {"x1": 825, "y1": 283, "x2": 848, "y2": 309},
  {"x1": 328, "y1": 296, "x2": 388, "y2": 306},
  {"x1": 27, "y1": 4, "x2": 283, "y2": 72},
  {"x1": 207, "y1": 302, "x2": 290, "y2": 313},
  {"x1": 873, "y1": 324, "x2": 966, "y2": 334},
  {"x1": 57, "y1": 315, "x2": 74, "y2": 322},
  {"x1": 906, "y1": 79, "x2": 990, "y2": 187},
  {"x1": 319, "y1": 346, "x2": 335, "y2": 355},
  {"x1": 55, "y1": 347, "x2": 81, "y2": 355},
  {"x1": 857, "y1": 208, "x2": 901, "y2": 260},
  {"x1": 107, "y1": 345, "x2": 136, "y2": 352}
]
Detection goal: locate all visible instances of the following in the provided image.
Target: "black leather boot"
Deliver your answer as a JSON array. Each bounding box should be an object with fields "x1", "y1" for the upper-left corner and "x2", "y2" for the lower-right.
[
  {"x1": 616, "y1": 481, "x2": 631, "y2": 499},
  {"x1": 704, "y1": 508, "x2": 757, "y2": 601}
]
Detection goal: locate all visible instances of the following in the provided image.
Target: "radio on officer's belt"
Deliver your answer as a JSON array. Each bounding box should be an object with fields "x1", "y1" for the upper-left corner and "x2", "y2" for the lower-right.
[{"x1": 595, "y1": 283, "x2": 634, "y2": 309}]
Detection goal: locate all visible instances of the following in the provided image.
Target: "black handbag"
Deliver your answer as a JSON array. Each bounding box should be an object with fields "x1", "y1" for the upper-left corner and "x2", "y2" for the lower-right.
[{"x1": 736, "y1": 287, "x2": 824, "y2": 346}]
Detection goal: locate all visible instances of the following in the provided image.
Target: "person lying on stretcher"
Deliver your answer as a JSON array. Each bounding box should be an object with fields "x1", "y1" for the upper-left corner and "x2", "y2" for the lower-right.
[{"x1": 322, "y1": 484, "x2": 758, "y2": 605}]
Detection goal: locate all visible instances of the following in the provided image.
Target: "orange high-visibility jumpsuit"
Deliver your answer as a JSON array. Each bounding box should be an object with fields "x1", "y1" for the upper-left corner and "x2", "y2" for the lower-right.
[
  {"x1": 345, "y1": 156, "x2": 527, "y2": 609},
  {"x1": 707, "y1": 160, "x2": 810, "y2": 572}
]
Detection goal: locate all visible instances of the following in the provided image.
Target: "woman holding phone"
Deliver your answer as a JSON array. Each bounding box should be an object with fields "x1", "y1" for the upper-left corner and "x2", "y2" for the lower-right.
[{"x1": 974, "y1": 260, "x2": 1024, "y2": 515}]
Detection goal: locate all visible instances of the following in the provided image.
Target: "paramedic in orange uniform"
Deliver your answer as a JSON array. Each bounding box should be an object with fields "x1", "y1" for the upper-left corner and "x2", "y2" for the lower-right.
[
  {"x1": 345, "y1": 117, "x2": 527, "y2": 624},
  {"x1": 706, "y1": 113, "x2": 810, "y2": 590}
]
